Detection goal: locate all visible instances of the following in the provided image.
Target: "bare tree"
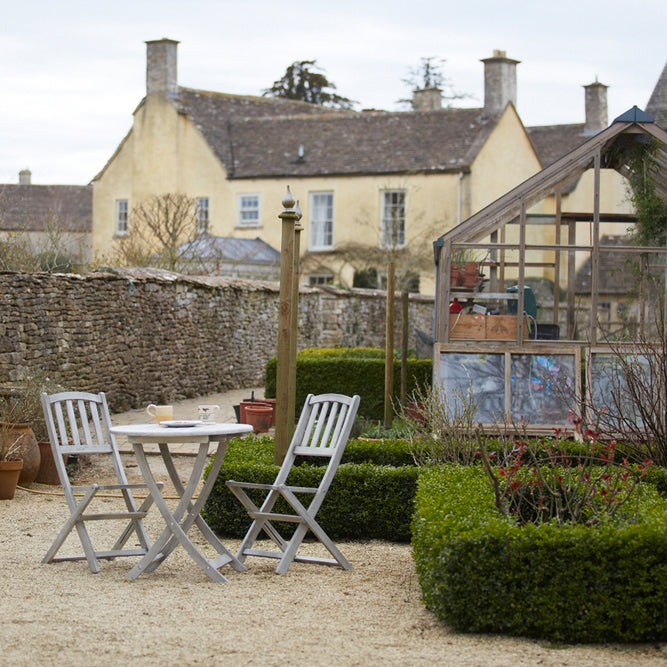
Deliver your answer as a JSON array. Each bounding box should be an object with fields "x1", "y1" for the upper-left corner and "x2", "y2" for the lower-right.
[
  {"x1": 0, "y1": 215, "x2": 82, "y2": 273},
  {"x1": 398, "y1": 56, "x2": 472, "y2": 109},
  {"x1": 301, "y1": 198, "x2": 443, "y2": 293},
  {"x1": 585, "y1": 312, "x2": 667, "y2": 467},
  {"x1": 110, "y1": 193, "x2": 201, "y2": 272}
]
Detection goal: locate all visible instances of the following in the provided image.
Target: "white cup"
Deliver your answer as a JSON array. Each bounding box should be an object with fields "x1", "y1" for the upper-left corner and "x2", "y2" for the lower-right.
[
  {"x1": 146, "y1": 404, "x2": 174, "y2": 423},
  {"x1": 198, "y1": 404, "x2": 220, "y2": 423}
]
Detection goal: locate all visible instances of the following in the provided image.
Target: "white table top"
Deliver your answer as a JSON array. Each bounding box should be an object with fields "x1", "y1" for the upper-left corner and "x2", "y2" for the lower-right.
[{"x1": 111, "y1": 422, "x2": 253, "y2": 443}]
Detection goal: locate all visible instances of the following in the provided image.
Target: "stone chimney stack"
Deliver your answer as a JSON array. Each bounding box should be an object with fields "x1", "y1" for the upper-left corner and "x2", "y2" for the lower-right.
[
  {"x1": 412, "y1": 87, "x2": 442, "y2": 111},
  {"x1": 18, "y1": 169, "x2": 31, "y2": 185},
  {"x1": 583, "y1": 79, "x2": 608, "y2": 134},
  {"x1": 481, "y1": 49, "x2": 520, "y2": 117},
  {"x1": 146, "y1": 38, "x2": 179, "y2": 97}
]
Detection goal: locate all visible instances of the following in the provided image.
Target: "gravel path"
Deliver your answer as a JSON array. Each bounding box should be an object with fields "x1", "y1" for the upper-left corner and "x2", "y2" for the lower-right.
[{"x1": 2, "y1": 389, "x2": 664, "y2": 666}]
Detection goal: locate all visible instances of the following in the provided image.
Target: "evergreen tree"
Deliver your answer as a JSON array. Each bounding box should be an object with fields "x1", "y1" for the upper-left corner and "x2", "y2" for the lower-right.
[{"x1": 264, "y1": 60, "x2": 355, "y2": 109}]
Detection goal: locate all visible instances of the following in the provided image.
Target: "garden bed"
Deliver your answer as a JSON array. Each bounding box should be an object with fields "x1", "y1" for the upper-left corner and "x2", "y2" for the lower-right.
[
  {"x1": 203, "y1": 436, "x2": 418, "y2": 542},
  {"x1": 412, "y1": 465, "x2": 667, "y2": 643}
]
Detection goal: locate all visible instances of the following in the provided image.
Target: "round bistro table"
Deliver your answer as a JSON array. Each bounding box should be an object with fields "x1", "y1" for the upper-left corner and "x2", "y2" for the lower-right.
[{"x1": 110, "y1": 421, "x2": 253, "y2": 583}]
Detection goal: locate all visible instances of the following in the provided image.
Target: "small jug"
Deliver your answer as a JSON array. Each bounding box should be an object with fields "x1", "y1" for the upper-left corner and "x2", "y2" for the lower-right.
[
  {"x1": 146, "y1": 404, "x2": 173, "y2": 423},
  {"x1": 198, "y1": 404, "x2": 220, "y2": 423}
]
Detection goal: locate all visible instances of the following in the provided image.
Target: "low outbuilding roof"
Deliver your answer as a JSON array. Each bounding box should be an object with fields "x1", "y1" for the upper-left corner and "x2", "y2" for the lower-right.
[{"x1": 0, "y1": 183, "x2": 92, "y2": 232}]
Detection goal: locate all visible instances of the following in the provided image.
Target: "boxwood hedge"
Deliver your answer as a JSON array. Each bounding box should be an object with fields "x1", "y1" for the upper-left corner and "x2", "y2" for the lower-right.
[
  {"x1": 412, "y1": 465, "x2": 667, "y2": 643},
  {"x1": 203, "y1": 436, "x2": 418, "y2": 542},
  {"x1": 264, "y1": 347, "x2": 432, "y2": 421}
]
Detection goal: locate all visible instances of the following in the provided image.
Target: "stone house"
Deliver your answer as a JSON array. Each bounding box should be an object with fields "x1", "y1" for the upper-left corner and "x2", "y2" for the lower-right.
[
  {"x1": 0, "y1": 169, "x2": 92, "y2": 268},
  {"x1": 94, "y1": 39, "x2": 627, "y2": 294}
]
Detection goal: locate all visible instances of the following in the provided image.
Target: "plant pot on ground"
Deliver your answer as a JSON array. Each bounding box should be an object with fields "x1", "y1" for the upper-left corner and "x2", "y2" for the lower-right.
[
  {"x1": 0, "y1": 459, "x2": 23, "y2": 500},
  {"x1": 244, "y1": 404, "x2": 273, "y2": 433},
  {"x1": 0, "y1": 422, "x2": 39, "y2": 485},
  {"x1": 0, "y1": 369, "x2": 65, "y2": 486},
  {"x1": 35, "y1": 440, "x2": 65, "y2": 485}
]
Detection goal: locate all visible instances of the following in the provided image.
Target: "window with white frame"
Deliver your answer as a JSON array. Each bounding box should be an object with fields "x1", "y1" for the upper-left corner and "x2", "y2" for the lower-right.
[
  {"x1": 380, "y1": 190, "x2": 406, "y2": 248},
  {"x1": 237, "y1": 194, "x2": 261, "y2": 227},
  {"x1": 196, "y1": 197, "x2": 209, "y2": 234},
  {"x1": 307, "y1": 273, "x2": 334, "y2": 286},
  {"x1": 309, "y1": 191, "x2": 334, "y2": 250},
  {"x1": 115, "y1": 199, "x2": 128, "y2": 236}
]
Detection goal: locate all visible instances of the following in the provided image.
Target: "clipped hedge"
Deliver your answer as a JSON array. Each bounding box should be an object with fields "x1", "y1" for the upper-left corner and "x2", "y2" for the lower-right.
[
  {"x1": 203, "y1": 436, "x2": 418, "y2": 542},
  {"x1": 412, "y1": 465, "x2": 667, "y2": 643},
  {"x1": 264, "y1": 347, "x2": 432, "y2": 421}
]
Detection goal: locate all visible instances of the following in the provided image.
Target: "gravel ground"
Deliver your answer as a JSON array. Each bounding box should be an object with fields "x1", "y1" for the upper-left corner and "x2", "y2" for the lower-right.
[{"x1": 2, "y1": 389, "x2": 664, "y2": 666}]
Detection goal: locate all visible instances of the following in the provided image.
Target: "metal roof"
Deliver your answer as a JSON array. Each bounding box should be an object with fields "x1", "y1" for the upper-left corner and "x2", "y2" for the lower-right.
[{"x1": 179, "y1": 234, "x2": 280, "y2": 264}]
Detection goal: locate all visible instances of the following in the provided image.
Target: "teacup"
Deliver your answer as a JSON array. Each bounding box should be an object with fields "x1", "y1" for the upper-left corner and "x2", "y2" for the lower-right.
[
  {"x1": 146, "y1": 404, "x2": 174, "y2": 423},
  {"x1": 198, "y1": 404, "x2": 220, "y2": 423}
]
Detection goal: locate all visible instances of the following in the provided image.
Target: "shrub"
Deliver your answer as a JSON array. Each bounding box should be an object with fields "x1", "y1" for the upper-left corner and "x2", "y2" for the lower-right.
[
  {"x1": 412, "y1": 465, "x2": 667, "y2": 643},
  {"x1": 264, "y1": 347, "x2": 432, "y2": 421},
  {"x1": 394, "y1": 382, "x2": 480, "y2": 465},
  {"x1": 478, "y1": 431, "x2": 653, "y2": 526},
  {"x1": 203, "y1": 436, "x2": 418, "y2": 542}
]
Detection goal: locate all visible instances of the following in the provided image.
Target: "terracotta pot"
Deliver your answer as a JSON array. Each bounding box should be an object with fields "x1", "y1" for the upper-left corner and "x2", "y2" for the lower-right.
[
  {"x1": 35, "y1": 441, "x2": 65, "y2": 486},
  {"x1": 244, "y1": 404, "x2": 273, "y2": 433},
  {"x1": 239, "y1": 401, "x2": 252, "y2": 424},
  {"x1": 254, "y1": 399, "x2": 276, "y2": 427},
  {"x1": 0, "y1": 422, "x2": 40, "y2": 486},
  {"x1": 0, "y1": 459, "x2": 23, "y2": 500},
  {"x1": 463, "y1": 261, "x2": 482, "y2": 287}
]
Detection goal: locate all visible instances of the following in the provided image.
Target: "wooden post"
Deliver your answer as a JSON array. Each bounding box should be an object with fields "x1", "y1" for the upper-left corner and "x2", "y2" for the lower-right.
[
  {"x1": 401, "y1": 290, "x2": 409, "y2": 404},
  {"x1": 384, "y1": 261, "x2": 395, "y2": 427},
  {"x1": 288, "y1": 218, "x2": 302, "y2": 443},
  {"x1": 274, "y1": 187, "x2": 301, "y2": 465}
]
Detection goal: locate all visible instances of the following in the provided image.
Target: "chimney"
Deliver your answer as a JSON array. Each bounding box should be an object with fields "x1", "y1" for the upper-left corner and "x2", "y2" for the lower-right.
[
  {"x1": 18, "y1": 169, "x2": 31, "y2": 185},
  {"x1": 583, "y1": 79, "x2": 608, "y2": 134},
  {"x1": 146, "y1": 38, "x2": 179, "y2": 97},
  {"x1": 481, "y1": 49, "x2": 520, "y2": 117},
  {"x1": 412, "y1": 87, "x2": 442, "y2": 111}
]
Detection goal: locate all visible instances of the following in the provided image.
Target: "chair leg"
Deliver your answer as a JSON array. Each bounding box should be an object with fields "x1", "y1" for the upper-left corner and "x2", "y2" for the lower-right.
[
  {"x1": 42, "y1": 487, "x2": 101, "y2": 574},
  {"x1": 280, "y1": 488, "x2": 352, "y2": 572},
  {"x1": 275, "y1": 523, "x2": 309, "y2": 574},
  {"x1": 110, "y1": 494, "x2": 154, "y2": 553}
]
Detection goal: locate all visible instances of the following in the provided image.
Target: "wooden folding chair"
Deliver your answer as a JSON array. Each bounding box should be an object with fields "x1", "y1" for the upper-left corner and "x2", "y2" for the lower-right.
[
  {"x1": 40, "y1": 391, "x2": 161, "y2": 574},
  {"x1": 226, "y1": 392, "x2": 360, "y2": 574}
]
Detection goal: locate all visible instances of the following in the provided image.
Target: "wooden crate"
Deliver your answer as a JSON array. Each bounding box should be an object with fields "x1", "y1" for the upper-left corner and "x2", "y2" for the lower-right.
[{"x1": 449, "y1": 313, "x2": 528, "y2": 340}]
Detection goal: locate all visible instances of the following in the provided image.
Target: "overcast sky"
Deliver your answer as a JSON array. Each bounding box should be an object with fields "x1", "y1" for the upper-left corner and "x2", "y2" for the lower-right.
[{"x1": 1, "y1": 0, "x2": 664, "y2": 185}]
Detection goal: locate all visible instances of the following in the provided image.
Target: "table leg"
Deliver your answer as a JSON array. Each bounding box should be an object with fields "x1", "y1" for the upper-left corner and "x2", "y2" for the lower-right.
[
  {"x1": 158, "y1": 440, "x2": 247, "y2": 573},
  {"x1": 126, "y1": 443, "x2": 230, "y2": 583}
]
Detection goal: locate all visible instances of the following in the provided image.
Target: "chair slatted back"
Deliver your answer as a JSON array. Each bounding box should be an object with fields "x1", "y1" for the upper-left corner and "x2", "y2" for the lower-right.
[
  {"x1": 276, "y1": 393, "x2": 360, "y2": 506},
  {"x1": 41, "y1": 391, "x2": 130, "y2": 494}
]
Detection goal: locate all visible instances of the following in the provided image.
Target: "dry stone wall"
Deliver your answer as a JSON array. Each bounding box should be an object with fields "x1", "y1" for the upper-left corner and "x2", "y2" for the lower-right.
[{"x1": 0, "y1": 269, "x2": 434, "y2": 412}]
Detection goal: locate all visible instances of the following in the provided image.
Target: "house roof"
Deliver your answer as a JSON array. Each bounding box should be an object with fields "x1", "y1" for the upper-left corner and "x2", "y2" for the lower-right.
[
  {"x1": 0, "y1": 183, "x2": 92, "y2": 232},
  {"x1": 176, "y1": 87, "x2": 500, "y2": 178},
  {"x1": 646, "y1": 61, "x2": 667, "y2": 129},
  {"x1": 437, "y1": 108, "x2": 667, "y2": 247},
  {"x1": 526, "y1": 123, "x2": 589, "y2": 168}
]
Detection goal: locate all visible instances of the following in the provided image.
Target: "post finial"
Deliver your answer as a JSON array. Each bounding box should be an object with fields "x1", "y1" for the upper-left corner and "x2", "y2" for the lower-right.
[
  {"x1": 294, "y1": 200, "x2": 303, "y2": 222},
  {"x1": 282, "y1": 186, "x2": 295, "y2": 211}
]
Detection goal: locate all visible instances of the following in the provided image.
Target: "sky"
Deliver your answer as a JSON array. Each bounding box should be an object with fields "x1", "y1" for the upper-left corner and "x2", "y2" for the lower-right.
[{"x1": 1, "y1": 0, "x2": 665, "y2": 185}]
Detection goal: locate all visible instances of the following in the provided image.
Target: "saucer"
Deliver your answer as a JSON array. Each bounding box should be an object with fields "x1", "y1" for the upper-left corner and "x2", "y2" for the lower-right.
[{"x1": 160, "y1": 420, "x2": 203, "y2": 428}]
